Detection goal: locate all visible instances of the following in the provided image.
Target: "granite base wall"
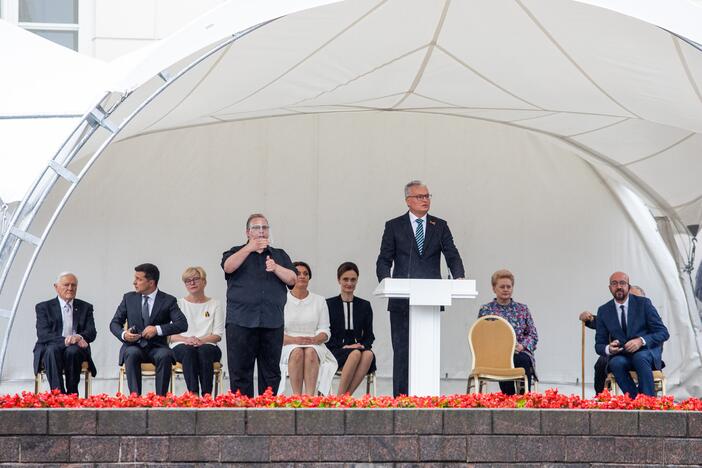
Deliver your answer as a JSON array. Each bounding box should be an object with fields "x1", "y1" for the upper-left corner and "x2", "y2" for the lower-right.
[{"x1": 0, "y1": 408, "x2": 700, "y2": 466}]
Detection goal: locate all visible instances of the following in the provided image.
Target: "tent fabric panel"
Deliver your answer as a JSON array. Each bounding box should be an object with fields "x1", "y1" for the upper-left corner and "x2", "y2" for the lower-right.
[
  {"x1": 528, "y1": 0, "x2": 702, "y2": 132},
  {"x1": 571, "y1": 119, "x2": 693, "y2": 166},
  {"x1": 627, "y1": 133, "x2": 702, "y2": 207},
  {"x1": 513, "y1": 113, "x2": 626, "y2": 137},
  {"x1": 412, "y1": 46, "x2": 543, "y2": 110},
  {"x1": 436, "y1": 0, "x2": 629, "y2": 115}
]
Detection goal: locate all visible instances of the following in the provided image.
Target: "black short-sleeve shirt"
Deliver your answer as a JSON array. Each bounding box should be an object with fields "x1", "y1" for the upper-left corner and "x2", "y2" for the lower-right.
[{"x1": 220, "y1": 244, "x2": 297, "y2": 328}]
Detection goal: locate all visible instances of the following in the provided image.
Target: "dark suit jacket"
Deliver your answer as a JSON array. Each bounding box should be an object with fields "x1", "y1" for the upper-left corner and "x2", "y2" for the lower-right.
[
  {"x1": 594, "y1": 294, "x2": 669, "y2": 369},
  {"x1": 376, "y1": 212, "x2": 465, "y2": 313},
  {"x1": 33, "y1": 298, "x2": 97, "y2": 376},
  {"x1": 326, "y1": 295, "x2": 375, "y2": 350},
  {"x1": 109, "y1": 290, "x2": 188, "y2": 364}
]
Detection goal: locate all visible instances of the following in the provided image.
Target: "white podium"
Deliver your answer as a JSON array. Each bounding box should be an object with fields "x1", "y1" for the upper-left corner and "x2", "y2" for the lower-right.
[{"x1": 374, "y1": 278, "x2": 478, "y2": 396}]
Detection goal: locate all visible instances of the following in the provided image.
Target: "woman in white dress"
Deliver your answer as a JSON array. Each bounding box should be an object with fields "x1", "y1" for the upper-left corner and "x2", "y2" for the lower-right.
[
  {"x1": 281, "y1": 261, "x2": 337, "y2": 395},
  {"x1": 171, "y1": 266, "x2": 224, "y2": 396}
]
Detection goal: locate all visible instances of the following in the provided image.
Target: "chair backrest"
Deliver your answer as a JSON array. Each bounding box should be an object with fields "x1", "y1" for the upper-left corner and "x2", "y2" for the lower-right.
[{"x1": 468, "y1": 315, "x2": 517, "y2": 370}]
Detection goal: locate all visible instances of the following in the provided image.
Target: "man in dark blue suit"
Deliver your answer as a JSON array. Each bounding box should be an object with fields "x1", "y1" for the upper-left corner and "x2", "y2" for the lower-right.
[
  {"x1": 595, "y1": 272, "x2": 669, "y2": 397},
  {"x1": 33, "y1": 272, "x2": 97, "y2": 394},
  {"x1": 376, "y1": 180, "x2": 465, "y2": 396},
  {"x1": 110, "y1": 263, "x2": 188, "y2": 395}
]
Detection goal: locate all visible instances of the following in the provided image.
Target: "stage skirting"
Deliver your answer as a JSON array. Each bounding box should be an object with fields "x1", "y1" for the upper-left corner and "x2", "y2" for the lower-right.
[{"x1": 0, "y1": 408, "x2": 699, "y2": 465}]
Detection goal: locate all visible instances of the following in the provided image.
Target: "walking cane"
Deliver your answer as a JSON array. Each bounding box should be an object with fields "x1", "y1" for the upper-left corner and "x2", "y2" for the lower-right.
[{"x1": 581, "y1": 321, "x2": 585, "y2": 398}]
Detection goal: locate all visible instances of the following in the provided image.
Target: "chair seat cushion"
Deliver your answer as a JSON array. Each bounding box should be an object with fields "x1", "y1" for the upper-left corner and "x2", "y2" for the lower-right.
[{"x1": 471, "y1": 367, "x2": 526, "y2": 378}]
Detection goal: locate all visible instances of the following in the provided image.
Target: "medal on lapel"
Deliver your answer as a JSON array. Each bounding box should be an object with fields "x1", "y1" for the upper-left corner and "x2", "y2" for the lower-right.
[{"x1": 204, "y1": 310, "x2": 210, "y2": 317}]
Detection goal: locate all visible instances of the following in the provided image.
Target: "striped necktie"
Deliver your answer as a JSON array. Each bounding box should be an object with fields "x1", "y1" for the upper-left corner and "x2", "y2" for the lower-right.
[{"x1": 415, "y1": 218, "x2": 424, "y2": 255}]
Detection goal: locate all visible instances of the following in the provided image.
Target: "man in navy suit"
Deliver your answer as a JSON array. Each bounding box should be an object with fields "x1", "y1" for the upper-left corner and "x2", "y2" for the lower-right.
[
  {"x1": 110, "y1": 263, "x2": 188, "y2": 395},
  {"x1": 595, "y1": 272, "x2": 669, "y2": 397},
  {"x1": 376, "y1": 180, "x2": 465, "y2": 396},
  {"x1": 33, "y1": 272, "x2": 97, "y2": 394}
]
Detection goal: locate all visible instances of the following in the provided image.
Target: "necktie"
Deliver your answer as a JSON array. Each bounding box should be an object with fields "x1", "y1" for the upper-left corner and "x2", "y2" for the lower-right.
[
  {"x1": 62, "y1": 303, "x2": 72, "y2": 337},
  {"x1": 142, "y1": 295, "x2": 150, "y2": 327},
  {"x1": 620, "y1": 304, "x2": 627, "y2": 336},
  {"x1": 415, "y1": 218, "x2": 424, "y2": 255}
]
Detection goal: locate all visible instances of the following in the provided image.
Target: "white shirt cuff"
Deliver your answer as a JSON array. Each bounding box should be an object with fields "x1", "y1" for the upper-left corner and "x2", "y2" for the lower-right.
[{"x1": 156, "y1": 325, "x2": 163, "y2": 336}]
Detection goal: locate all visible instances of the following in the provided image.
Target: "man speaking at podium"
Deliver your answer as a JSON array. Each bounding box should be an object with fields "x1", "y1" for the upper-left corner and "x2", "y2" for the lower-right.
[{"x1": 376, "y1": 180, "x2": 465, "y2": 396}]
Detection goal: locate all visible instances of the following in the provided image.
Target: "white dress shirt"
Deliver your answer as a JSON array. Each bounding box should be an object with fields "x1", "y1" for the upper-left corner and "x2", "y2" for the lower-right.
[{"x1": 408, "y1": 212, "x2": 427, "y2": 238}]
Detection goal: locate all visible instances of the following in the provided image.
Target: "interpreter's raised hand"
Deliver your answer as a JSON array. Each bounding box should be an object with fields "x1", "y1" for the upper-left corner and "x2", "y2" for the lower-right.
[
  {"x1": 624, "y1": 337, "x2": 644, "y2": 353},
  {"x1": 247, "y1": 237, "x2": 269, "y2": 253},
  {"x1": 142, "y1": 325, "x2": 158, "y2": 340},
  {"x1": 124, "y1": 330, "x2": 141, "y2": 343},
  {"x1": 579, "y1": 311, "x2": 594, "y2": 322},
  {"x1": 265, "y1": 255, "x2": 277, "y2": 272}
]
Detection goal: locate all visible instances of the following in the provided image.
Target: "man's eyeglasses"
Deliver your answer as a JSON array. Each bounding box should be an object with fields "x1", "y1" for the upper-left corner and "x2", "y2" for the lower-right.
[
  {"x1": 184, "y1": 277, "x2": 201, "y2": 284},
  {"x1": 609, "y1": 280, "x2": 628, "y2": 287},
  {"x1": 248, "y1": 224, "x2": 270, "y2": 232},
  {"x1": 407, "y1": 194, "x2": 432, "y2": 201}
]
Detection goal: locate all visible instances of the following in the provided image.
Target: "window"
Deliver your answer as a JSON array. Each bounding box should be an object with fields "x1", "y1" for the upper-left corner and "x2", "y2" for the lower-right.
[{"x1": 18, "y1": 0, "x2": 79, "y2": 51}]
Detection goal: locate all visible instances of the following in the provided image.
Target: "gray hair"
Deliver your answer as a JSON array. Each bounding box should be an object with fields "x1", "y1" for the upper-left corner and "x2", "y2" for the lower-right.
[
  {"x1": 55, "y1": 271, "x2": 77, "y2": 284},
  {"x1": 630, "y1": 284, "x2": 646, "y2": 297},
  {"x1": 404, "y1": 180, "x2": 426, "y2": 197},
  {"x1": 246, "y1": 213, "x2": 267, "y2": 229}
]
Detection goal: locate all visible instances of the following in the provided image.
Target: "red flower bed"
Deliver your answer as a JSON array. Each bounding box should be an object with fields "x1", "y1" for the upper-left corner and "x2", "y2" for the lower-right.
[{"x1": 1, "y1": 389, "x2": 701, "y2": 410}]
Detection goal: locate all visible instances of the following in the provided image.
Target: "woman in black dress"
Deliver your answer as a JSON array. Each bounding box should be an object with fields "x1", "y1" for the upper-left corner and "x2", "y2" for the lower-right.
[{"x1": 326, "y1": 262, "x2": 376, "y2": 395}]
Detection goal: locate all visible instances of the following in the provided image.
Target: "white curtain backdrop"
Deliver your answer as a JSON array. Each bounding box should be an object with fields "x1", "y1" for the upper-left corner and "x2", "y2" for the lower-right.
[{"x1": 4, "y1": 111, "x2": 696, "y2": 396}]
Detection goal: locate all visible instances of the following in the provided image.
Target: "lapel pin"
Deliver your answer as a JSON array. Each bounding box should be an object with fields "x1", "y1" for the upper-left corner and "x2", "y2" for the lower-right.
[{"x1": 204, "y1": 311, "x2": 210, "y2": 317}]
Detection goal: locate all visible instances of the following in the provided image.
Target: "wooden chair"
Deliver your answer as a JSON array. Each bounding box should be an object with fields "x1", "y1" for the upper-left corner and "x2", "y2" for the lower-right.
[
  {"x1": 466, "y1": 315, "x2": 527, "y2": 394},
  {"x1": 331, "y1": 369, "x2": 377, "y2": 396},
  {"x1": 604, "y1": 370, "x2": 667, "y2": 396},
  {"x1": 34, "y1": 361, "x2": 92, "y2": 397},
  {"x1": 170, "y1": 361, "x2": 224, "y2": 396},
  {"x1": 118, "y1": 363, "x2": 168, "y2": 394}
]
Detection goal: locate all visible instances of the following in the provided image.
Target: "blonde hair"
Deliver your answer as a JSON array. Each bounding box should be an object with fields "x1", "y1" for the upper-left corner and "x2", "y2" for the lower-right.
[
  {"x1": 181, "y1": 266, "x2": 207, "y2": 283},
  {"x1": 491, "y1": 269, "x2": 514, "y2": 287}
]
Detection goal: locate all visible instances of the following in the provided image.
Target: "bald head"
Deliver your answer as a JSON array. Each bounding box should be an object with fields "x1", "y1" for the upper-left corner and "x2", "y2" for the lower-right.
[{"x1": 608, "y1": 271, "x2": 630, "y2": 303}]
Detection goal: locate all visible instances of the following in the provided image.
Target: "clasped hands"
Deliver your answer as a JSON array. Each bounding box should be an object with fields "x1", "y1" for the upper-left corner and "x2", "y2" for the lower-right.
[
  {"x1": 64, "y1": 334, "x2": 88, "y2": 348},
  {"x1": 608, "y1": 337, "x2": 644, "y2": 354},
  {"x1": 342, "y1": 343, "x2": 365, "y2": 350},
  {"x1": 123, "y1": 325, "x2": 158, "y2": 343},
  {"x1": 290, "y1": 336, "x2": 320, "y2": 345}
]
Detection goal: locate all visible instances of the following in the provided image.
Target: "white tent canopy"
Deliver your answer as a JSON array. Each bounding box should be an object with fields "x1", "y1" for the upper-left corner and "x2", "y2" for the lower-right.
[{"x1": 1, "y1": 0, "x2": 701, "y2": 397}]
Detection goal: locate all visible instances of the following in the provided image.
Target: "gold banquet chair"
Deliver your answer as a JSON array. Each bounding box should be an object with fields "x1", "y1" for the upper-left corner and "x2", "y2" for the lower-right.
[
  {"x1": 466, "y1": 315, "x2": 527, "y2": 394},
  {"x1": 34, "y1": 361, "x2": 92, "y2": 397},
  {"x1": 170, "y1": 361, "x2": 224, "y2": 397},
  {"x1": 604, "y1": 370, "x2": 667, "y2": 396},
  {"x1": 118, "y1": 362, "x2": 170, "y2": 394},
  {"x1": 331, "y1": 369, "x2": 377, "y2": 396}
]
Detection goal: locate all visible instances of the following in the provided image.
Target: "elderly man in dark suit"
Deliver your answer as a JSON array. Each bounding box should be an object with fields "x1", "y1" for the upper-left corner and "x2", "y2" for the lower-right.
[
  {"x1": 376, "y1": 180, "x2": 465, "y2": 396},
  {"x1": 110, "y1": 263, "x2": 187, "y2": 395},
  {"x1": 595, "y1": 272, "x2": 669, "y2": 397},
  {"x1": 33, "y1": 272, "x2": 97, "y2": 394}
]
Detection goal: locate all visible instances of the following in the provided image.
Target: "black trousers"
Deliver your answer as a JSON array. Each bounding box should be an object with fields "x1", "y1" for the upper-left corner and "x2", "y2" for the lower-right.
[
  {"x1": 43, "y1": 343, "x2": 89, "y2": 394},
  {"x1": 226, "y1": 324, "x2": 283, "y2": 397},
  {"x1": 123, "y1": 345, "x2": 174, "y2": 396},
  {"x1": 173, "y1": 344, "x2": 222, "y2": 396},
  {"x1": 594, "y1": 355, "x2": 608, "y2": 394},
  {"x1": 390, "y1": 310, "x2": 409, "y2": 397},
  {"x1": 499, "y1": 351, "x2": 533, "y2": 395}
]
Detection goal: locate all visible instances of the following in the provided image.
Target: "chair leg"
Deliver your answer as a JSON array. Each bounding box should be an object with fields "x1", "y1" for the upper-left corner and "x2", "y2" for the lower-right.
[
  {"x1": 661, "y1": 377, "x2": 666, "y2": 396},
  {"x1": 214, "y1": 369, "x2": 221, "y2": 398},
  {"x1": 170, "y1": 367, "x2": 175, "y2": 394},
  {"x1": 34, "y1": 373, "x2": 41, "y2": 394},
  {"x1": 118, "y1": 367, "x2": 124, "y2": 394},
  {"x1": 84, "y1": 369, "x2": 90, "y2": 398}
]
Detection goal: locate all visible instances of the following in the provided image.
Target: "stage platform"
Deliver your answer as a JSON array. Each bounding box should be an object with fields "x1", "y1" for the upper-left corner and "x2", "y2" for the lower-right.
[{"x1": 0, "y1": 407, "x2": 699, "y2": 466}]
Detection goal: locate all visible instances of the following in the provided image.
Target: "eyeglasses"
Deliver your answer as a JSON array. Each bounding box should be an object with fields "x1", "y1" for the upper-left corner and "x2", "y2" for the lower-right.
[
  {"x1": 184, "y1": 277, "x2": 202, "y2": 284},
  {"x1": 248, "y1": 224, "x2": 270, "y2": 232},
  {"x1": 609, "y1": 280, "x2": 628, "y2": 287},
  {"x1": 407, "y1": 194, "x2": 432, "y2": 201}
]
